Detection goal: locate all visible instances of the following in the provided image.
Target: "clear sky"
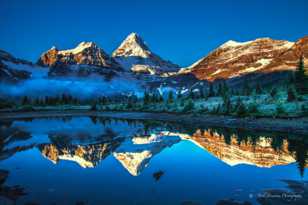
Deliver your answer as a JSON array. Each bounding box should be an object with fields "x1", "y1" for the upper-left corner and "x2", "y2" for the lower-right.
[{"x1": 0, "y1": 0, "x2": 307, "y2": 67}]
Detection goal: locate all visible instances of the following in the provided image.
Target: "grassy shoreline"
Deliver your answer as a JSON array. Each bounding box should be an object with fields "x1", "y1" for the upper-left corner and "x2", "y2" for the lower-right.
[{"x1": 0, "y1": 110, "x2": 307, "y2": 135}]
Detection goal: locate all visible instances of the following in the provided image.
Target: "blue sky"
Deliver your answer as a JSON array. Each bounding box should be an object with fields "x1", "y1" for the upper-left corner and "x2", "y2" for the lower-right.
[{"x1": 0, "y1": 0, "x2": 307, "y2": 67}]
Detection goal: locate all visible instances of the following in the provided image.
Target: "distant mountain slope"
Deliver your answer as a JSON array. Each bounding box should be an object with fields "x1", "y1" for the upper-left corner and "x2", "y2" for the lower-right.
[
  {"x1": 0, "y1": 50, "x2": 33, "y2": 82},
  {"x1": 112, "y1": 33, "x2": 179, "y2": 75},
  {"x1": 183, "y1": 36, "x2": 308, "y2": 81}
]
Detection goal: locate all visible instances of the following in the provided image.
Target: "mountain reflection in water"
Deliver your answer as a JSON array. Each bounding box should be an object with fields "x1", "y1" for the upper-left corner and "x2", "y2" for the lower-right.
[{"x1": 0, "y1": 116, "x2": 307, "y2": 205}]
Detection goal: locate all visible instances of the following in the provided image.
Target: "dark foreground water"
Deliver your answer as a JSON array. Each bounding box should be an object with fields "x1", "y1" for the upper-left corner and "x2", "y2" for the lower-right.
[{"x1": 0, "y1": 116, "x2": 307, "y2": 205}]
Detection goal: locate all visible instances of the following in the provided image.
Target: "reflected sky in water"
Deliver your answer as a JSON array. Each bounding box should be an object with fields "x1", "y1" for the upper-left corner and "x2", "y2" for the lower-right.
[{"x1": 0, "y1": 116, "x2": 307, "y2": 205}]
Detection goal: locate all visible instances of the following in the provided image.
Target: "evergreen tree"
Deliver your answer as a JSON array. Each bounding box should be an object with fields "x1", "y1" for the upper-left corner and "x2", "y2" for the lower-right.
[
  {"x1": 196, "y1": 89, "x2": 202, "y2": 99},
  {"x1": 62, "y1": 94, "x2": 68, "y2": 104},
  {"x1": 295, "y1": 143, "x2": 307, "y2": 178},
  {"x1": 256, "y1": 84, "x2": 262, "y2": 95},
  {"x1": 276, "y1": 104, "x2": 284, "y2": 116},
  {"x1": 287, "y1": 87, "x2": 297, "y2": 102},
  {"x1": 248, "y1": 103, "x2": 258, "y2": 114},
  {"x1": 236, "y1": 101, "x2": 247, "y2": 117},
  {"x1": 34, "y1": 98, "x2": 40, "y2": 105},
  {"x1": 148, "y1": 93, "x2": 153, "y2": 103},
  {"x1": 295, "y1": 55, "x2": 308, "y2": 95},
  {"x1": 234, "y1": 97, "x2": 241, "y2": 112},
  {"x1": 101, "y1": 96, "x2": 108, "y2": 105},
  {"x1": 208, "y1": 83, "x2": 214, "y2": 97},
  {"x1": 158, "y1": 94, "x2": 164, "y2": 103},
  {"x1": 219, "y1": 81, "x2": 229, "y2": 97},
  {"x1": 126, "y1": 100, "x2": 133, "y2": 109},
  {"x1": 243, "y1": 81, "x2": 251, "y2": 96},
  {"x1": 270, "y1": 87, "x2": 277, "y2": 98},
  {"x1": 21, "y1": 96, "x2": 29, "y2": 105},
  {"x1": 217, "y1": 83, "x2": 223, "y2": 96},
  {"x1": 91, "y1": 101, "x2": 97, "y2": 111},
  {"x1": 183, "y1": 99, "x2": 194, "y2": 112},
  {"x1": 200, "y1": 88, "x2": 207, "y2": 99},
  {"x1": 235, "y1": 97, "x2": 246, "y2": 117},
  {"x1": 130, "y1": 94, "x2": 138, "y2": 104},
  {"x1": 189, "y1": 89, "x2": 195, "y2": 99},
  {"x1": 168, "y1": 91, "x2": 174, "y2": 104},
  {"x1": 177, "y1": 91, "x2": 182, "y2": 100},
  {"x1": 143, "y1": 91, "x2": 150, "y2": 105},
  {"x1": 222, "y1": 94, "x2": 231, "y2": 114},
  {"x1": 289, "y1": 72, "x2": 295, "y2": 84}
]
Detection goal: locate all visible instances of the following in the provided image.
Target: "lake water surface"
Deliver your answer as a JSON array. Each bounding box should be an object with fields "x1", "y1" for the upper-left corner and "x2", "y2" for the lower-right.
[{"x1": 0, "y1": 116, "x2": 307, "y2": 205}]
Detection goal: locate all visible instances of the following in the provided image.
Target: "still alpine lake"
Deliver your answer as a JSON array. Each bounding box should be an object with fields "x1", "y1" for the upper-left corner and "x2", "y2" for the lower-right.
[{"x1": 0, "y1": 116, "x2": 307, "y2": 205}]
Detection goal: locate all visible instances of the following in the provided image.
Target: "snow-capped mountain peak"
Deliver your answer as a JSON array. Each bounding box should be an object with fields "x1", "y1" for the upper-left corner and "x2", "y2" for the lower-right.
[
  {"x1": 37, "y1": 41, "x2": 121, "y2": 69},
  {"x1": 112, "y1": 32, "x2": 179, "y2": 74},
  {"x1": 50, "y1": 46, "x2": 57, "y2": 50},
  {"x1": 112, "y1": 32, "x2": 150, "y2": 58}
]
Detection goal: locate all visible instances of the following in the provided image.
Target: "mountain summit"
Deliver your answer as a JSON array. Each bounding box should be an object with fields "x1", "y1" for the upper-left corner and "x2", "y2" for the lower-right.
[
  {"x1": 112, "y1": 32, "x2": 179, "y2": 75},
  {"x1": 37, "y1": 41, "x2": 121, "y2": 69},
  {"x1": 112, "y1": 32, "x2": 151, "y2": 58}
]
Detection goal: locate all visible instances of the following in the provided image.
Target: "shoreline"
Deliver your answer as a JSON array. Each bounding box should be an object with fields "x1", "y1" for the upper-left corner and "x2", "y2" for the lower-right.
[{"x1": 0, "y1": 110, "x2": 308, "y2": 134}]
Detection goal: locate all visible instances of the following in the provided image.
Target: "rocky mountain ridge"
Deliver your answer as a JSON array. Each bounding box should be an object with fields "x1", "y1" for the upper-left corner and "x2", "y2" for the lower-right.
[
  {"x1": 37, "y1": 41, "x2": 121, "y2": 70},
  {"x1": 183, "y1": 36, "x2": 308, "y2": 81}
]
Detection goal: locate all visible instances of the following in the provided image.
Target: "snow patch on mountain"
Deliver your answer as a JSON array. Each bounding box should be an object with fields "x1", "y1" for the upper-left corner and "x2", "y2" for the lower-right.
[
  {"x1": 229, "y1": 58, "x2": 273, "y2": 78},
  {"x1": 278, "y1": 41, "x2": 294, "y2": 49},
  {"x1": 256, "y1": 58, "x2": 272, "y2": 66},
  {"x1": 211, "y1": 69, "x2": 223, "y2": 76},
  {"x1": 179, "y1": 56, "x2": 207, "y2": 73},
  {"x1": 220, "y1": 40, "x2": 252, "y2": 49},
  {"x1": 58, "y1": 42, "x2": 96, "y2": 55}
]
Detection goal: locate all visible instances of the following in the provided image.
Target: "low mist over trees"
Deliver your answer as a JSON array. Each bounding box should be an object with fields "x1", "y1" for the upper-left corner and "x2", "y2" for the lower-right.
[{"x1": 1, "y1": 57, "x2": 307, "y2": 118}]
